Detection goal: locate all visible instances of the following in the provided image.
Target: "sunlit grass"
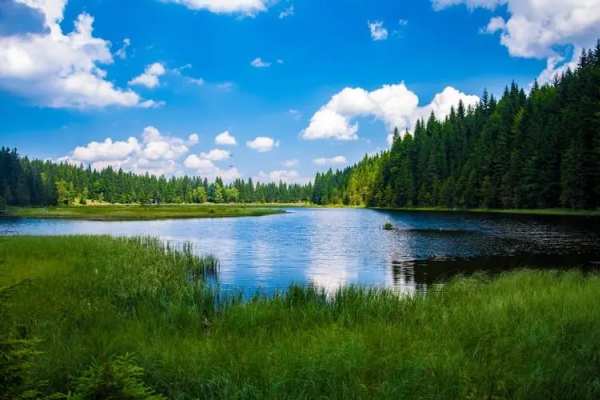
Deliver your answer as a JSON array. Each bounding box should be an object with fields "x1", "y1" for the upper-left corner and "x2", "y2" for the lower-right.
[
  {"x1": 6, "y1": 205, "x2": 285, "y2": 221},
  {"x1": 2, "y1": 236, "x2": 600, "y2": 398}
]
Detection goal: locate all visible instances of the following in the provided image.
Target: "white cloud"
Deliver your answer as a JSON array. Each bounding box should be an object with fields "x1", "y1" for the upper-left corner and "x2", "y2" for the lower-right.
[
  {"x1": 255, "y1": 170, "x2": 310, "y2": 184},
  {"x1": 70, "y1": 137, "x2": 141, "y2": 162},
  {"x1": 398, "y1": 19, "x2": 408, "y2": 26},
  {"x1": 313, "y1": 156, "x2": 348, "y2": 165},
  {"x1": 302, "y1": 83, "x2": 479, "y2": 141},
  {"x1": 282, "y1": 159, "x2": 299, "y2": 167},
  {"x1": 140, "y1": 126, "x2": 189, "y2": 161},
  {"x1": 115, "y1": 38, "x2": 130, "y2": 59},
  {"x1": 59, "y1": 126, "x2": 195, "y2": 176},
  {"x1": 251, "y1": 57, "x2": 271, "y2": 68},
  {"x1": 413, "y1": 87, "x2": 480, "y2": 123},
  {"x1": 217, "y1": 82, "x2": 233, "y2": 90},
  {"x1": 0, "y1": 1, "x2": 158, "y2": 109},
  {"x1": 289, "y1": 109, "x2": 301, "y2": 120},
  {"x1": 277, "y1": 59, "x2": 284, "y2": 64},
  {"x1": 215, "y1": 130, "x2": 237, "y2": 145},
  {"x1": 433, "y1": 0, "x2": 600, "y2": 80},
  {"x1": 537, "y1": 52, "x2": 581, "y2": 85},
  {"x1": 279, "y1": 5, "x2": 294, "y2": 19},
  {"x1": 171, "y1": 64, "x2": 205, "y2": 86},
  {"x1": 246, "y1": 136, "x2": 279, "y2": 152},
  {"x1": 183, "y1": 155, "x2": 241, "y2": 181},
  {"x1": 161, "y1": 0, "x2": 269, "y2": 15},
  {"x1": 186, "y1": 77, "x2": 205, "y2": 85},
  {"x1": 128, "y1": 63, "x2": 166, "y2": 89},
  {"x1": 199, "y1": 148, "x2": 231, "y2": 161},
  {"x1": 187, "y1": 133, "x2": 199, "y2": 146},
  {"x1": 368, "y1": 20, "x2": 388, "y2": 41}
]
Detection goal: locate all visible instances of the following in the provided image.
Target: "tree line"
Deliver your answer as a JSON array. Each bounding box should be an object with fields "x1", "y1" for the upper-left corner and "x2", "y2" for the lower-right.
[
  {"x1": 0, "y1": 149, "x2": 313, "y2": 207},
  {"x1": 312, "y1": 42, "x2": 600, "y2": 210}
]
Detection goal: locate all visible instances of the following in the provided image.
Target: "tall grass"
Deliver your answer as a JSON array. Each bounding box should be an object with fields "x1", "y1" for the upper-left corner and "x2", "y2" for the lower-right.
[
  {"x1": 6, "y1": 205, "x2": 285, "y2": 221},
  {"x1": 2, "y1": 236, "x2": 600, "y2": 398}
]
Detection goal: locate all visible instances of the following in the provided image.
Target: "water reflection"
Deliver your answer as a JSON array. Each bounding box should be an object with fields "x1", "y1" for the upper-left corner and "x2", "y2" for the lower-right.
[{"x1": 1, "y1": 209, "x2": 600, "y2": 294}]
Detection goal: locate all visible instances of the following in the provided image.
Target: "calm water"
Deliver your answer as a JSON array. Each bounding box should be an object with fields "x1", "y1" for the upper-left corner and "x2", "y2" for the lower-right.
[{"x1": 1, "y1": 208, "x2": 600, "y2": 294}]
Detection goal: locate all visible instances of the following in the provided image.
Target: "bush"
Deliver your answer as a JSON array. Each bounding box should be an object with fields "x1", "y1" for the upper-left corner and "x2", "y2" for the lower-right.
[{"x1": 71, "y1": 353, "x2": 164, "y2": 400}]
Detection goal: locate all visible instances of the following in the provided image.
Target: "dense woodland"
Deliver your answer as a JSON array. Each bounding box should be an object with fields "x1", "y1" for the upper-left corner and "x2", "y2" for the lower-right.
[
  {"x1": 2, "y1": 42, "x2": 600, "y2": 210},
  {"x1": 312, "y1": 43, "x2": 600, "y2": 210},
  {"x1": 0, "y1": 149, "x2": 312, "y2": 206}
]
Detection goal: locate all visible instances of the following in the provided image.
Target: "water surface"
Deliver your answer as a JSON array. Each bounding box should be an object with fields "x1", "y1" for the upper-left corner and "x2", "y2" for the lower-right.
[{"x1": 2, "y1": 208, "x2": 599, "y2": 294}]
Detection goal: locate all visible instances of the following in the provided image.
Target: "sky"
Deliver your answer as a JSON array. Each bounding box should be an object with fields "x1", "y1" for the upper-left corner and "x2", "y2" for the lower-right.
[{"x1": 1, "y1": 0, "x2": 599, "y2": 184}]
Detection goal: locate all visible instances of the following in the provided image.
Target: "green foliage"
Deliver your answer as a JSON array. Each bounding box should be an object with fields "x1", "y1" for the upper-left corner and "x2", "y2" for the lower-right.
[
  {"x1": 70, "y1": 353, "x2": 165, "y2": 400},
  {"x1": 382, "y1": 222, "x2": 394, "y2": 230}
]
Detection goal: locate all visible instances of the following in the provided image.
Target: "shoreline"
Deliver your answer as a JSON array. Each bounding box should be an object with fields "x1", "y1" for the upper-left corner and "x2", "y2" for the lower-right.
[{"x1": 4, "y1": 205, "x2": 286, "y2": 221}]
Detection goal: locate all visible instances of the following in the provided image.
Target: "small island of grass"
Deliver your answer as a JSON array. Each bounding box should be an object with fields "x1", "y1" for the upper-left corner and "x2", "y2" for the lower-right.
[{"x1": 5, "y1": 204, "x2": 285, "y2": 221}]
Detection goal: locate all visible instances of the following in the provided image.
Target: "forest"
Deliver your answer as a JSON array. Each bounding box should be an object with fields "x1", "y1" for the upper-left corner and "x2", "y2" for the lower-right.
[
  {"x1": 0, "y1": 148, "x2": 313, "y2": 206},
  {"x1": 1, "y1": 42, "x2": 600, "y2": 210},
  {"x1": 312, "y1": 43, "x2": 600, "y2": 210}
]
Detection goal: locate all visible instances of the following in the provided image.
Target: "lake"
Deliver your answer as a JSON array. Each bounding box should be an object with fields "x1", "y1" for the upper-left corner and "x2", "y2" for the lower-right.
[{"x1": 1, "y1": 208, "x2": 600, "y2": 294}]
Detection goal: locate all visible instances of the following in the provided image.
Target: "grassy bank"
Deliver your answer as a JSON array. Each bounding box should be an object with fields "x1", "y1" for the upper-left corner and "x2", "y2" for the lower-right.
[
  {"x1": 5, "y1": 204, "x2": 285, "y2": 221},
  {"x1": 2, "y1": 236, "x2": 600, "y2": 398},
  {"x1": 374, "y1": 206, "x2": 600, "y2": 217}
]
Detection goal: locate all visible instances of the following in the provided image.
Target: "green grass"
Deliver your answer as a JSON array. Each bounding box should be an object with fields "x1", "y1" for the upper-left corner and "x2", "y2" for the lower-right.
[
  {"x1": 6, "y1": 204, "x2": 285, "y2": 221},
  {"x1": 2, "y1": 236, "x2": 600, "y2": 398},
  {"x1": 382, "y1": 222, "x2": 394, "y2": 230},
  {"x1": 375, "y1": 206, "x2": 600, "y2": 217}
]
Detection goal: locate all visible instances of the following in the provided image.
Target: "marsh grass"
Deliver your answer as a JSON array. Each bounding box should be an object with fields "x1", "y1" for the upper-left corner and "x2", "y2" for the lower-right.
[
  {"x1": 382, "y1": 222, "x2": 394, "y2": 230},
  {"x1": 2, "y1": 236, "x2": 600, "y2": 398},
  {"x1": 6, "y1": 205, "x2": 285, "y2": 221}
]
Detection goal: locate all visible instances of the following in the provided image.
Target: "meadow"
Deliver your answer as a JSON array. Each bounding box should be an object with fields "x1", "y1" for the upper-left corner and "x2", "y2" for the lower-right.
[
  {"x1": 2, "y1": 235, "x2": 600, "y2": 399},
  {"x1": 5, "y1": 205, "x2": 285, "y2": 221}
]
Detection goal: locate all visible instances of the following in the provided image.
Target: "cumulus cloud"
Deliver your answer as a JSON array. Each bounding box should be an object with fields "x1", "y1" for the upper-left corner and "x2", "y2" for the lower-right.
[
  {"x1": 279, "y1": 5, "x2": 294, "y2": 19},
  {"x1": 282, "y1": 159, "x2": 299, "y2": 167},
  {"x1": 161, "y1": 0, "x2": 269, "y2": 15},
  {"x1": 59, "y1": 126, "x2": 197, "y2": 176},
  {"x1": 187, "y1": 133, "x2": 199, "y2": 146},
  {"x1": 215, "y1": 130, "x2": 237, "y2": 145},
  {"x1": 313, "y1": 156, "x2": 348, "y2": 165},
  {"x1": 246, "y1": 136, "x2": 279, "y2": 152},
  {"x1": 255, "y1": 170, "x2": 310, "y2": 184},
  {"x1": 199, "y1": 148, "x2": 230, "y2": 161},
  {"x1": 432, "y1": 0, "x2": 600, "y2": 82},
  {"x1": 301, "y1": 84, "x2": 479, "y2": 141},
  {"x1": 183, "y1": 155, "x2": 241, "y2": 181},
  {"x1": 128, "y1": 63, "x2": 166, "y2": 88},
  {"x1": 70, "y1": 137, "x2": 141, "y2": 162},
  {"x1": 368, "y1": 21, "x2": 388, "y2": 41},
  {"x1": 251, "y1": 57, "x2": 271, "y2": 68},
  {"x1": 0, "y1": 0, "x2": 158, "y2": 109}
]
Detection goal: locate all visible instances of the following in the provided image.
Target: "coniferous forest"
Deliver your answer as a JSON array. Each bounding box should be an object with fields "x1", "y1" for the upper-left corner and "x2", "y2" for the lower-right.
[
  {"x1": 2, "y1": 42, "x2": 600, "y2": 210},
  {"x1": 0, "y1": 149, "x2": 313, "y2": 206},
  {"x1": 312, "y1": 44, "x2": 600, "y2": 210}
]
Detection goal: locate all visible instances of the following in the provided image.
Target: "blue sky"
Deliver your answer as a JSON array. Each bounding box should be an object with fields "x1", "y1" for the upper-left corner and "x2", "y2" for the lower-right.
[{"x1": 1, "y1": 0, "x2": 598, "y2": 183}]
